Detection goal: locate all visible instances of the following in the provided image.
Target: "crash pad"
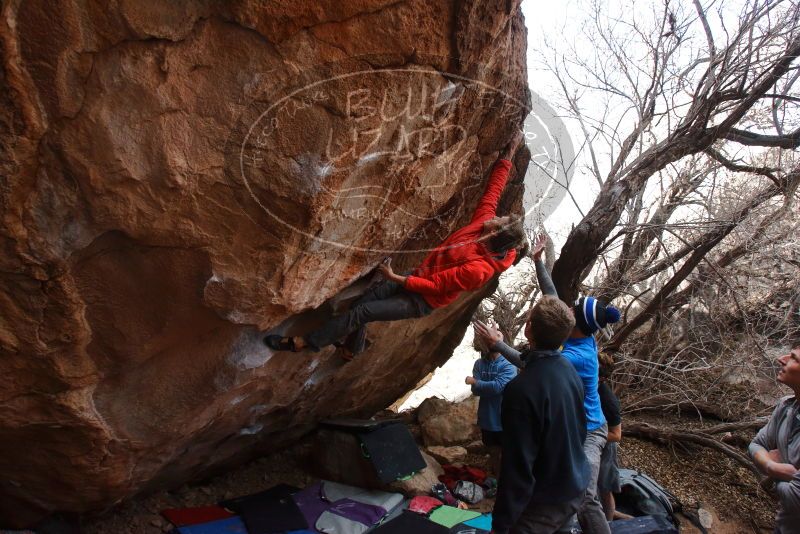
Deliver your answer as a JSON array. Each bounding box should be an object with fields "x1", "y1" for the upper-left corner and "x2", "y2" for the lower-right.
[
  {"x1": 320, "y1": 497, "x2": 387, "y2": 524},
  {"x1": 238, "y1": 492, "x2": 307, "y2": 534},
  {"x1": 450, "y1": 524, "x2": 490, "y2": 534},
  {"x1": 320, "y1": 481, "x2": 403, "y2": 510},
  {"x1": 162, "y1": 506, "x2": 234, "y2": 527},
  {"x1": 176, "y1": 516, "x2": 247, "y2": 534},
  {"x1": 218, "y1": 483, "x2": 299, "y2": 513},
  {"x1": 463, "y1": 514, "x2": 492, "y2": 531},
  {"x1": 358, "y1": 423, "x2": 426, "y2": 483},
  {"x1": 371, "y1": 511, "x2": 449, "y2": 534},
  {"x1": 292, "y1": 482, "x2": 329, "y2": 527},
  {"x1": 316, "y1": 510, "x2": 373, "y2": 534},
  {"x1": 428, "y1": 506, "x2": 482, "y2": 529},
  {"x1": 610, "y1": 515, "x2": 678, "y2": 533}
]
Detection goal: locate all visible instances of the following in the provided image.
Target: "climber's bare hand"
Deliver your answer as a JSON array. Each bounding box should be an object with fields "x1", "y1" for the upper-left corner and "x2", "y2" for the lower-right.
[
  {"x1": 503, "y1": 130, "x2": 525, "y2": 159},
  {"x1": 377, "y1": 258, "x2": 394, "y2": 277}
]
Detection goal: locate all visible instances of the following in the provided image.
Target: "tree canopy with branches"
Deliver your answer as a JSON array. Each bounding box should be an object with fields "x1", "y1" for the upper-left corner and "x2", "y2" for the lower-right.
[{"x1": 485, "y1": 0, "x2": 800, "y2": 417}]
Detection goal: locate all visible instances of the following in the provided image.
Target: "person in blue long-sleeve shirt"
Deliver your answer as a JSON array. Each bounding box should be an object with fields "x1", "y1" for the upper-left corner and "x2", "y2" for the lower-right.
[{"x1": 465, "y1": 346, "x2": 518, "y2": 475}]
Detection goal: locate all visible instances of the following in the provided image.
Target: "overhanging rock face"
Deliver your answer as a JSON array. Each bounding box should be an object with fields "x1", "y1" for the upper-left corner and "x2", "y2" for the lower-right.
[{"x1": 0, "y1": 0, "x2": 530, "y2": 525}]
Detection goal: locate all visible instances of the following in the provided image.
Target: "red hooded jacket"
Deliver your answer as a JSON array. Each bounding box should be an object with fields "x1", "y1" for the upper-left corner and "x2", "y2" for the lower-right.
[{"x1": 404, "y1": 159, "x2": 517, "y2": 308}]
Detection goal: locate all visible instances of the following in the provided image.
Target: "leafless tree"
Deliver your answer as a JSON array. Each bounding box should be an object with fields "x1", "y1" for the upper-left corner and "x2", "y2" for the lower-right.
[
  {"x1": 485, "y1": 0, "x2": 800, "y2": 421},
  {"x1": 543, "y1": 0, "x2": 800, "y2": 302}
]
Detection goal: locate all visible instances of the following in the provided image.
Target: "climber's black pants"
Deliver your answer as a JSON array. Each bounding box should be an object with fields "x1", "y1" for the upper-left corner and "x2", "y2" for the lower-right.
[{"x1": 303, "y1": 280, "x2": 432, "y2": 353}]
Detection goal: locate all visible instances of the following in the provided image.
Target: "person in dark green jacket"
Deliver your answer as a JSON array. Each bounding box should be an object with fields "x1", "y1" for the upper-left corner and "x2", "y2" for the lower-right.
[{"x1": 491, "y1": 296, "x2": 590, "y2": 534}]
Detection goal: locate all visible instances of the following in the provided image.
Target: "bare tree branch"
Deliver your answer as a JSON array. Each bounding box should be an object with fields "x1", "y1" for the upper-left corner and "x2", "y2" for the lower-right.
[{"x1": 722, "y1": 125, "x2": 800, "y2": 148}]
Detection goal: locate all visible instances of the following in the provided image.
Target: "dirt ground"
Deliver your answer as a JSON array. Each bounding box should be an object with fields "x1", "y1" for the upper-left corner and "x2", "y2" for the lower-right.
[
  {"x1": 81, "y1": 416, "x2": 777, "y2": 534},
  {"x1": 82, "y1": 445, "x2": 317, "y2": 534},
  {"x1": 620, "y1": 436, "x2": 774, "y2": 533}
]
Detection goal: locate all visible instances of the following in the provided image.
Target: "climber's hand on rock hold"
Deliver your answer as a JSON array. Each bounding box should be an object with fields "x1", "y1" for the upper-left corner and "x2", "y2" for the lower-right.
[
  {"x1": 377, "y1": 258, "x2": 394, "y2": 277},
  {"x1": 377, "y1": 258, "x2": 407, "y2": 285},
  {"x1": 502, "y1": 130, "x2": 525, "y2": 160}
]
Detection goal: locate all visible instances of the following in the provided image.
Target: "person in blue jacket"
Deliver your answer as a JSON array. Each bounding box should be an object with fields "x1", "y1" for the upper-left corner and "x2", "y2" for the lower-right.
[{"x1": 465, "y1": 343, "x2": 518, "y2": 475}]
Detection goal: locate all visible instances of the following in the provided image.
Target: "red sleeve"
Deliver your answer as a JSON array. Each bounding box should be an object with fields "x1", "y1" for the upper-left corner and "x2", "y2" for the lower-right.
[
  {"x1": 471, "y1": 159, "x2": 512, "y2": 224},
  {"x1": 404, "y1": 263, "x2": 492, "y2": 296}
]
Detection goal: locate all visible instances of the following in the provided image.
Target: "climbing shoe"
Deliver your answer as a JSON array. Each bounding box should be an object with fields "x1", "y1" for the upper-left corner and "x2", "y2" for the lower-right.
[{"x1": 264, "y1": 335, "x2": 298, "y2": 352}]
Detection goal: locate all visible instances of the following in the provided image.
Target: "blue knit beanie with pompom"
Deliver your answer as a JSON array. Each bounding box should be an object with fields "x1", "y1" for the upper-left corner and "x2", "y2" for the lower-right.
[{"x1": 573, "y1": 296, "x2": 621, "y2": 336}]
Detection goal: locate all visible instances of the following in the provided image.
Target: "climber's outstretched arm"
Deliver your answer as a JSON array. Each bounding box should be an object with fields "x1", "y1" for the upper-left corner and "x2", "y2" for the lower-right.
[
  {"x1": 530, "y1": 234, "x2": 558, "y2": 298},
  {"x1": 377, "y1": 258, "x2": 406, "y2": 285},
  {"x1": 470, "y1": 131, "x2": 525, "y2": 224},
  {"x1": 381, "y1": 259, "x2": 489, "y2": 299},
  {"x1": 404, "y1": 263, "x2": 489, "y2": 296}
]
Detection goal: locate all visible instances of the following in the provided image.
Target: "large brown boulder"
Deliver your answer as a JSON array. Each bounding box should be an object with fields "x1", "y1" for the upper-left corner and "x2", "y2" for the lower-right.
[
  {"x1": 0, "y1": 0, "x2": 529, "y2": 526},
  {"x1": 426, "y1": 445, "x2": 468, "y2": 465},
  {"x1": 417, "y1": 396, "x2": 480, "y2": 446}
]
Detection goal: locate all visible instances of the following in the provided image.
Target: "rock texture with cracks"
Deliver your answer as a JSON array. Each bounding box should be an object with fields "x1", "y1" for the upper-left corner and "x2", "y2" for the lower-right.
[{"x1": 0, "y1": 0, "x2": 530, "y2": 526}]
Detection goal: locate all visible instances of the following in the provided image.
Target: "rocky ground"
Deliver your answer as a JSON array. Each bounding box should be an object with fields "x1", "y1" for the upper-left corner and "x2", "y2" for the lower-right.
[
  {"x1": 620, "y1": 436, "x2": 773, "y2": 533},
  {"x1": 81, "y1": 406, "x2": 776, "y2": 534},
  {"x1": 82, "y1": 446, "x2": 315, "y2": 534}
]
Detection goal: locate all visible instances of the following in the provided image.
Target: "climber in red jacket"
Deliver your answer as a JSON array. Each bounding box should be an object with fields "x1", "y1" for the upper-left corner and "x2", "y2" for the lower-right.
[{"x1": 266, "y1": 131, "x2": 528, "y2": 358}]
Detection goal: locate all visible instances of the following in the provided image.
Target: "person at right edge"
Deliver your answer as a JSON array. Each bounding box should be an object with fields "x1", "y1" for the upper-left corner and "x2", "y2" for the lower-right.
[
  {"x1": 479, "y1": 234, "x2": 621, "y2": 534},
  {"x1": 749, "y1": 342, "x2": 800, "y2": 534}
]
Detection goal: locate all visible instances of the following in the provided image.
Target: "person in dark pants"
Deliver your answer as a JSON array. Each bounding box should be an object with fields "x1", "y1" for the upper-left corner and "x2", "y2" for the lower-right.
[
  {"x1": 491, "y1": 296, "x2": 590, "y2": 534},
  {"x1": 265, "y1": 132, "x2": 528, "y2": 357},
  {"x1": 466, "y1": 345, "x2": 518, "y2": 476},
  {"x1": 597, "y1": 358, "x2": 623, "y2": 521}
]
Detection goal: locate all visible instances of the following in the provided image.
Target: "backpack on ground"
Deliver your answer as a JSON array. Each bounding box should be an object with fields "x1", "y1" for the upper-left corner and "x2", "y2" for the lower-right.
[
  {"x1": 609, "y1": 515, "x2": 678, "y2": 534},
  {"x1": 452, "y1": 480, "x2": 484, "y2": 504},
  {"x1": 616, "y1": 469, "x2": 675, "y2": 519},
  {"x1": 615, "y1": 469, "x2": 707, "y2": 534}
]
